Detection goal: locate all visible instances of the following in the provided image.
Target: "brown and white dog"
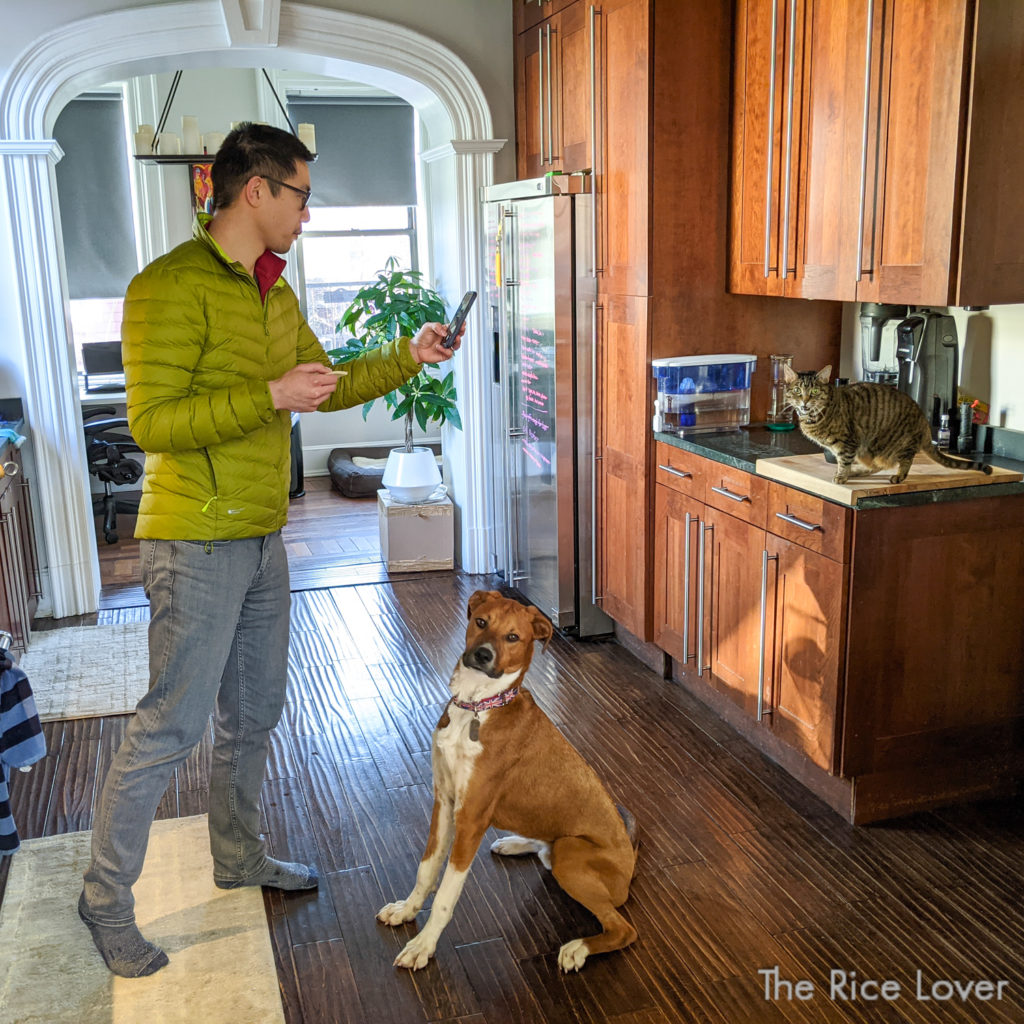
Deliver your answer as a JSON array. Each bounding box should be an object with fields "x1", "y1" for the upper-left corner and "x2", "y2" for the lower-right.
[{"x1": 377, "y1": 589, "x2": 638, "y2": 972}]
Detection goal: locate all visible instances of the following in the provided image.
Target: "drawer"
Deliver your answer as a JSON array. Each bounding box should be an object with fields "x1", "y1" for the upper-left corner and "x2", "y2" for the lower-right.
[
  {"x1": 766, "y1": 481, "x2": 850, "y2": 562},
  {"x1": 702, "y1": 462, "x2": 767, "y2": 529},
  {"x1": 654, "y1": 442, "x2": 705, "y2": 499}
]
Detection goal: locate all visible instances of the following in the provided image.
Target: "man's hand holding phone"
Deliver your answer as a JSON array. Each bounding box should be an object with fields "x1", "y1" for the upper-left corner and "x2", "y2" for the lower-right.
[{"x1": 409, "y1": 291, "x2": 476, "y2": 364}]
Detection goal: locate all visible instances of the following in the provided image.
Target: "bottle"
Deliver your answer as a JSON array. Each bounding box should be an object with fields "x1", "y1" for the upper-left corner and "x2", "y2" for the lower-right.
[
  {"x1": 937, "y1": 413, "x2": 950, "y2": 449},
  {"x1": 766, "y1": 354, "x2": 795, "y2": 431}
]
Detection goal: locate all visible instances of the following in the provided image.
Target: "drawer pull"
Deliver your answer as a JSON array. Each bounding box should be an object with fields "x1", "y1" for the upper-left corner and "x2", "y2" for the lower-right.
[
  {"x1": 658, "y1": 464, "x2": 692, "y2": 480},
  {"x1": 775, "y1": 511, "x2": 822, "y2": 532},
  {"x1": 710, "y1": 485, "x2": 750, "y2": 504}
]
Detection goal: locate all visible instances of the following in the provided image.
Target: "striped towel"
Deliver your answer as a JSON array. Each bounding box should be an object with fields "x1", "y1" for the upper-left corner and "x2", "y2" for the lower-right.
[{"x1": 1, "y1": 663, "x2": 46, "y2": 855}]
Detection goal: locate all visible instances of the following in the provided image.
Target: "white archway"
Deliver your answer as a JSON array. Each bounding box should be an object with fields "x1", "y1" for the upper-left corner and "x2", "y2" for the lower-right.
[{"x1": 0, "y1": 1, "x2": 504, "y2": 617}]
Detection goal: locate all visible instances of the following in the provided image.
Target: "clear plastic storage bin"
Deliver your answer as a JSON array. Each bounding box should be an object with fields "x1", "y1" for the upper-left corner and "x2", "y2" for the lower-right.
[{"x1": 652, "y1": 354, "x2": 757, "y2": 436}]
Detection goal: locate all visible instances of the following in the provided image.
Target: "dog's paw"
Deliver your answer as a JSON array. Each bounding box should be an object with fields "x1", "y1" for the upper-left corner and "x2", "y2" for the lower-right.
[
  {"x1": 377, "y1": 900, "x2": 418, "y2": 926},
  {"x1": 490, "y1": 835, "x2": 553, "y2": 869},
  {"x1": 558, "y1": 938, "x2": 590, "y2": 973},
  {"x1": 394, "y1": 932, "x2": 436, "y2": 970}
]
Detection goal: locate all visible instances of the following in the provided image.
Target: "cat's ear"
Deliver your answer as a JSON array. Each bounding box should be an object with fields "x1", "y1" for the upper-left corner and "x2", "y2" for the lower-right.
[
  {"x1": 783, "y1": 364, "x2": 798, "y2": 383},
  {"x1": 816, "y1": 365, "x2": 832, "y2": 383}
]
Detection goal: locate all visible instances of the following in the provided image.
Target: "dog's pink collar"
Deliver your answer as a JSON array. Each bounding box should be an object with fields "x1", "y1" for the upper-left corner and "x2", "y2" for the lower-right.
[{"x1": 451, "y1": 686, "x2": 520, "y2": 715}]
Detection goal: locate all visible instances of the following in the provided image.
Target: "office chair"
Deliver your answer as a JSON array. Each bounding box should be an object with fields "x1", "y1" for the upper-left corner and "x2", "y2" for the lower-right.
[{"x1": 83, "y1": 407, "x2": 143, "y2": 543}]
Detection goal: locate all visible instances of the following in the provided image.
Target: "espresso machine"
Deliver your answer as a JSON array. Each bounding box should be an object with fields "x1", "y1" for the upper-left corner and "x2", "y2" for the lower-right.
[
  {"x1": 858, "y1": 303, "x2": 959, "y2": 433},
  {"x1": 895, "y1": 311, "x2": 959, "y2": 430}
]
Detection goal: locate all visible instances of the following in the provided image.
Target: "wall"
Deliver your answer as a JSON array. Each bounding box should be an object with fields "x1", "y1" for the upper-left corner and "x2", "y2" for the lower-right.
[{"x1": 842, "y1": 303, "x2": 1024, "y2": 431}]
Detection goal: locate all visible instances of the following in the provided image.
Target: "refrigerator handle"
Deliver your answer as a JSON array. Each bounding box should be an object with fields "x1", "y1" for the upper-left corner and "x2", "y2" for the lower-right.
[
  {"x1": 501, "y1": 206, "x2": 523, "y2": 584},
  {"x1": 591, "y1": 300, "x2": 603, "y2": 604}
]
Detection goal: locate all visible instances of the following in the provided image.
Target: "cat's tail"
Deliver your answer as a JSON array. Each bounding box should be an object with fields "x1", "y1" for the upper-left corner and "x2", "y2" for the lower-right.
[{"x1": 923, "y1": 444, "x2": 992, "y2": 475}]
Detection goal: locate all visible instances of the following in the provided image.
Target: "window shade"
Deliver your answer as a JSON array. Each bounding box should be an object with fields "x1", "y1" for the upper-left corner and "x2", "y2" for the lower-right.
[
  {"x1": 287, "y1": 96, "x2": 416, "y2": 208},
  {"x1": 53, "y1": 94, "x2": 138, "y2": 300}
]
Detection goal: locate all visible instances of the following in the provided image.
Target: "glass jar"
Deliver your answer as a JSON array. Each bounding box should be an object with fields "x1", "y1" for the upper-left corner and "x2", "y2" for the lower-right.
[{"x1": 766, "y1": 353, "x2": 795, "y2": 430}]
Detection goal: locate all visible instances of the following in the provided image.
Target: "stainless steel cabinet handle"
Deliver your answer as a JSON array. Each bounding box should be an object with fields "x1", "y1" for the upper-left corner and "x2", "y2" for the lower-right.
[
  {"x1": 775, "y1": 511, "x2": 822, "y2": 532},
  {"x1": 546, "y1": 24, "x2": 554, "y2": 164},
  {"x1": 538, "y1": 27, "x2": 545, "y2": 164},
  {"x1": 758, "y1": 550, "x2": 779, "y2": 721},
  {"x1": 780, "y1": 0, "x2": 798, "y2": 278},
  {"x1": 710, "y1": 485, "x2": 751, "y2": 503},
  {"x1": 591, "y1": 301, "x2": 598, "y2": 602},
  {"x1": 683, "y1": 511, "x2": 693, "y2": 663},
  {"x1": 658, "y1": 464, "x2": 692, "y2": 480},
  {"x1": 589, "y1": 4, "x2": 601, "y2": 277},
  {"x1": 855, "y1": 0, "x2": 875, "y2": 283},
  {"x1": 697, "y1": 522, "x2": 712, "y2": 676},
  {"x1": 763, "y1": 0, "x2": 780, "y2": 278}
]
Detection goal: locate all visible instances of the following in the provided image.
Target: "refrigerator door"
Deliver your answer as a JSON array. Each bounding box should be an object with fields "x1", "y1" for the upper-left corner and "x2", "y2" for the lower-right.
[{"x1": 505, "y1": 195, "x2": 577, "y2": 627}]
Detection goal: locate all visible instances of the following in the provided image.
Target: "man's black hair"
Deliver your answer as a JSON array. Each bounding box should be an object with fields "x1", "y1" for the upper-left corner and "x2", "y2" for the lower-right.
[{"x1": 210, "y1": 122, "x2": 314, "y2": 212}]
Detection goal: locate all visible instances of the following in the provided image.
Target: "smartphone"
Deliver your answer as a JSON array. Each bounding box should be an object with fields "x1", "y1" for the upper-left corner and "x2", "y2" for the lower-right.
[{"x1": 442, "y1": 290, "x2": 477, "y2": 349}]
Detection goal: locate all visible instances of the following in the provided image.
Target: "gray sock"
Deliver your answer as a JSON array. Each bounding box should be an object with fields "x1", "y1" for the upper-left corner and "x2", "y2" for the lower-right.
[
  {"x1": 78, "y1": 892, "x2": 169, "y2": 978},
  {"x1": 214, "y1": 856, "x2": 318, "y2": 891}
]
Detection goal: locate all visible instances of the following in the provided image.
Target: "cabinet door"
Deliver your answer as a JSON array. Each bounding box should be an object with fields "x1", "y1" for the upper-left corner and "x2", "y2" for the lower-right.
[
  {"x1": 653, "y1": 484, "x2": 703, "y2": 666},
  {"x1": 766, "y1": 533, "x2": 845, "y2": 771},
  {"x1": 552, "y1": 1, "x2": 591, "y2": 173},
  {"x1": 516, "y1": 26, "x2": 547, "y2": 179},
  {"x1": 596, "y1": 0, "x2": 649, "y2": 297},
  {"x1": 516, "y1": 0, "x2": 575, "y2": 34},
  {"x1": 596, "y1": 293, "x2": 649, "y2": 638},
  {"x1": 729, "y1": 0, "x2": 787, "y2": 296},
  {"x1": 787, "y1": 0, "x2": 868, "y2": 301},
  {"x1": 855, "y1": 0, "x2": 971, "y2": 305},
  {"x1": 704, "y1": 505, "x2": 766, "y2": 715}
]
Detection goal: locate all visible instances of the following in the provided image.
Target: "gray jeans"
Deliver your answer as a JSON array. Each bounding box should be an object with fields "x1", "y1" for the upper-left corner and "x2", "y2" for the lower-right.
[{"x1": 82, "y1": 533, "x2": 291, "y2": 925}]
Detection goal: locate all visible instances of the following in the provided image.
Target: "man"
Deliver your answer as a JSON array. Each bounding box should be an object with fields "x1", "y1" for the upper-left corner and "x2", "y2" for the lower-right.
[{"x1": 79, "y1": 122, "x2": 462, "y2": 977}]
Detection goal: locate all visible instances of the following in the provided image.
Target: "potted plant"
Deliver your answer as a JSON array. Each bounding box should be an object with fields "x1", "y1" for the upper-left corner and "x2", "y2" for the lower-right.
[{"x1": 327, "y1": 257, "x2": 461, "y2": 502}]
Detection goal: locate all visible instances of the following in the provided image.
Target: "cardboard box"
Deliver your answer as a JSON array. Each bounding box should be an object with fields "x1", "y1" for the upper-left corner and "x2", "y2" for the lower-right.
[{"x1": 377, "y1": 489, "x2": 454, "y2": 572}]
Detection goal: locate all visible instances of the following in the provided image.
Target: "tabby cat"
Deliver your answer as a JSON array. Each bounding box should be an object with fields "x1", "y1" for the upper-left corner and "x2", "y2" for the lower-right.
[{"x1": 782, "y1": 365, "x2": 992, "y2": 485}]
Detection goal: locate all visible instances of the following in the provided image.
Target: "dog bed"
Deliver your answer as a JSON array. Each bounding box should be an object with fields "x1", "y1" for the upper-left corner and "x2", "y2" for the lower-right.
[{"x1": 327, "y1": 445, "x2": 441, "y2": 498}]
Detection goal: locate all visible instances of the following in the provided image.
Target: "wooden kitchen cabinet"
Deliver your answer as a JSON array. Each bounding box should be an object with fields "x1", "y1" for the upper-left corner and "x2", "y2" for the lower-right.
[
  {"x1": 512, "y1": 2, "x2": 843, "y2": 647},
  {"x1": 515, "y1": 0, "x2": 576, "y2": 35},
  {"x1": 729, "y1": 0, "x2": 1024, "y2": 306},
  {"x1": 653, "y1": 440, "x2": 1024, "y2": 822},
  {"x1": 0, "y1": 444, "x2": 40, "y2": 654},
  {"x1": 653, "y1": 443, "x2": 844, "y2": 770},
  {"x1": 515, "y1": 1, "x2": 592, "y2": 180}
]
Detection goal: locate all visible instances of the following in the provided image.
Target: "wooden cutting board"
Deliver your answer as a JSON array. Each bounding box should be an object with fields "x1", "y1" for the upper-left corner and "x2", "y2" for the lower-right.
[{"x1": 755, "y1": 452, "x2": 1022, "y2": 506}]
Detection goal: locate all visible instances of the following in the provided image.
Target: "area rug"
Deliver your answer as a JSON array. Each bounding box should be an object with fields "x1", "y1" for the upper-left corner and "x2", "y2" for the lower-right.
[
  {"x1": 17, "y1": 622, "x2": 150, "y2": 721},
  {"x1": 0, "y1": 814, "x2": 285, "y2": 1024}
]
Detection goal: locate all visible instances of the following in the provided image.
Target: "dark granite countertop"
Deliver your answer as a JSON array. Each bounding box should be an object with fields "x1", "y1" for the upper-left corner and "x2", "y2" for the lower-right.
[{"x1": 654, "y1": 425, "x2": 1024, "y2": 509}]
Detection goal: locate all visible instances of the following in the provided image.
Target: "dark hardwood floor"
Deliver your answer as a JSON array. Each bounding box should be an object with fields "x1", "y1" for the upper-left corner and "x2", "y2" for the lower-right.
[{"x1": 5, "y1": 487, "x2": 1024, "y2": 1023}]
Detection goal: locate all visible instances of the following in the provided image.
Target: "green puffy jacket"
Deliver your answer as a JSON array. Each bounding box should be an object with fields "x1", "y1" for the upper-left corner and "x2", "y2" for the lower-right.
[{"x1": 122, "y1": 215, "x2": 419, "y2": 540}]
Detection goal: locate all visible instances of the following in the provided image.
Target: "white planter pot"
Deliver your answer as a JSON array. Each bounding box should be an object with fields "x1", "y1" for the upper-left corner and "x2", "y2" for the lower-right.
[{"x1": 382, "y1": 446, "x2": 442, "y2": 503}]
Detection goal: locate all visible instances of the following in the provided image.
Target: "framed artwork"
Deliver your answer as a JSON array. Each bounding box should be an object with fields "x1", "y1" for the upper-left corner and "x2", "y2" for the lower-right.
[{"x1": 189, "y1": 162, "x2": 214, "y2": 215}]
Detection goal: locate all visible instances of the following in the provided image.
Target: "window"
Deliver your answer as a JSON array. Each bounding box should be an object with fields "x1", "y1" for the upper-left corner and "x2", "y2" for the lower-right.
[
  {"x1": 298, "y1": 206, "x2": 418, "y2": 342},
  {"x1": 52, "y1": 92, "x2": 138, "y2": 373},
  {"x1": 287, "y1": 94, "x2": 419, "y2": 346}
]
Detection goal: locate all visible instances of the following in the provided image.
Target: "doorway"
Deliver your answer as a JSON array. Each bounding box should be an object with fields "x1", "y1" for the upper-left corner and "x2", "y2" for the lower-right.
[{"x1": 1, "y1": 0, "x2": 502, "y2": 619}]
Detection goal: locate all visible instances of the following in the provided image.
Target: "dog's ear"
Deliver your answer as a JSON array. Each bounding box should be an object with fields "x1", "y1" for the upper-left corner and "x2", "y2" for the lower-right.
[
  {"x1": 467, "y1": 589, "x2": 502, "y2": 619},
  {"x1": 530, "y1": 607, "x2": 554, "y2": 651}
]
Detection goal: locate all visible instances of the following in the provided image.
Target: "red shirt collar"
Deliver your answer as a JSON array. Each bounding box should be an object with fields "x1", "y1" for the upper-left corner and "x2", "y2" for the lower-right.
[{"x1": 253, "y1": 249, "x2": 287, "y2": 300}]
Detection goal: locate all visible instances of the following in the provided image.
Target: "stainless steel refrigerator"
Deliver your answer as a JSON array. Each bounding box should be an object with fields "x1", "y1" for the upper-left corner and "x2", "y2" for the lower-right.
[{"x1": 483, "y1": 178, "x2": 613, "y2": 638}]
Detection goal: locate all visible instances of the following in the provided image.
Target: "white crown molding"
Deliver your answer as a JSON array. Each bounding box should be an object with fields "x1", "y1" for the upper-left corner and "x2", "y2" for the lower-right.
[
  {"x1": 421, "y1": 138, "x2": 507, "y2": 164},
  {"x1": 0, "y1": 140, "x2": 64, "y2": 160},
  {"x1": 219, "y1": 0, "x2": 281, "y2": 46}
]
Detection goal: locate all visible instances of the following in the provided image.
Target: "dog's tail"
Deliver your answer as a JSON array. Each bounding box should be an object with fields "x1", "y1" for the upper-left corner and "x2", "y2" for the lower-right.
[{"x1": 616, "y1": 804, "x2": 639, "y2": 853}]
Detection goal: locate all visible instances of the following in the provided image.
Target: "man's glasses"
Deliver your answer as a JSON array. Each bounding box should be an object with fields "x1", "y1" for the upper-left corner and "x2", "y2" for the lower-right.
[{"x1": 262, "y1": 176, "x2": 312, "y2": 210}]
